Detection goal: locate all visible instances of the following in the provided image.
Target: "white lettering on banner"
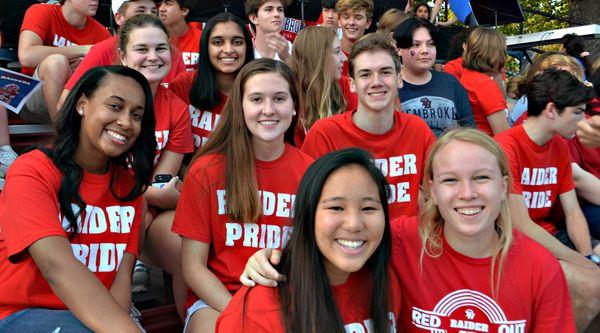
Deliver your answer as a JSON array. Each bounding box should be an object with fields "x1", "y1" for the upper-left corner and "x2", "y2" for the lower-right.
[
  {"x1": 53, "y1": 34, "x2": 76, "y2": 47},
  {"x1": 182, "y1": 52, "x2": 199, "y2": 66},
  {"x1": 343, "y1": 312, "x2": 397, "y2": 333},
  {"x1": 61, "y1": 204, "x2": 135, "y2": 234},
  {"x1": 522, "y1": 191, "x2": 552, "y2": 209},
  {"x1": 71, "y1": 243, "x2": 127, "y2": 272},
  {"x1": 520, "y1": 167, "x2": 557, "y2": 186},
  {"x1": 225, "y1": 223, "x2": 293, "y2": 249},
  {"x1": 216, "y1": 190, "x2": 296, "y2": 217}
]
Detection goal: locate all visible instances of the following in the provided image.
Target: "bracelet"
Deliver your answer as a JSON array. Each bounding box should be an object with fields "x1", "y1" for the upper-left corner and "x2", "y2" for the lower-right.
[{"x1": 585, "y1": 254, "x2": 600, "y2": 265}]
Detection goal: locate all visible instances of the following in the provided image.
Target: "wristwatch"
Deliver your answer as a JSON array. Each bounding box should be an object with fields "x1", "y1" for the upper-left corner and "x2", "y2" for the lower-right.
[{"x1": 585, "y1": 254, "x2": 600, "y2": 265}]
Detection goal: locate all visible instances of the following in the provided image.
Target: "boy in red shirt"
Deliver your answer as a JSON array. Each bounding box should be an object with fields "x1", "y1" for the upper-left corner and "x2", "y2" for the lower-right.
[
  {"x1": 158, "y1": 0, "x2": 202, "y2": 71},
  {"x1": 18, "y1": 0, "x2": 111, "y2": 124},
  {"x1": 302, "y1": 33, "x2": 436, "y2": 218},
  {"x1": 495, "y1": 68, "x2": 600, "y2": 330},
  {"x1": 336, "y1": 0, "x2": 372, "y2": 77},
  {"x1": 246, "y1": 0, "x2": 292, "y2": 61}
]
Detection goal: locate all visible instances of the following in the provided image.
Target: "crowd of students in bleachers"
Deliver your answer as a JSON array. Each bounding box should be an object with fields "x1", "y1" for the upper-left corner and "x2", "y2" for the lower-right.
[{"x1": 0, "y1": 0, "x2": 600, "y2": 332}]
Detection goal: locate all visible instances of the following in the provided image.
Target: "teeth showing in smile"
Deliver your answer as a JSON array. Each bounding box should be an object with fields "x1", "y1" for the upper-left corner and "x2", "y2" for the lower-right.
[
  {"x1": 144, "y1": 65, "x2": 160, "y2": 70},
  {"x1": 336, "y1": 239, "x2": 365, "y2": 249},
  {"x1": 106, "y1": 129, "x2": 126, "y2": 142},
  {"x1": 456, "y1": 207, "x2": 482, "y2": 216},
  {"x1": 259, "y1": 120, "x2": 278, "y2": 125},
  {"x1": 369, "y1": 92, "x2": 385, "y2": 97},
  {"x1": 220, "y1": 58, "x2": 237, "y2": 63}
]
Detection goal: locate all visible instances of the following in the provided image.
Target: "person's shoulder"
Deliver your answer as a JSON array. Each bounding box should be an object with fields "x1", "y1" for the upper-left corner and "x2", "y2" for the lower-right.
[
  {"x1": 218, "y1": 285, "x2": 283, "y2": 332},
  {"x1": 157, "y1": 85, "x2": 188, "y2": 109},
  {"x1": 5, "y1": 149, "x2": 61, "y2": 185},
  {"x1": 172, "y1": 70, "x2": 196, "y2": 86},
  {"x1": 285, "y1": 144, "x2": 315, "y2": 166},
  {"x1": 432, "y1": 70, "x2": 462, "y2": 85},
  {"x1": 187, "y1": 153, "x2": 225, "y2": 177},
  {"x1": 495, "y1": 125, "x2": 522, "y2": 143},
  {"x1": 25, "y1": 3, "x2": 59, "y2": 16},
  {"x1": 310, "y1": 112, "x2": 348, "y2": 132},
  {"x1": 397, "y1": 111, "x2": 434, "y2": 132}
]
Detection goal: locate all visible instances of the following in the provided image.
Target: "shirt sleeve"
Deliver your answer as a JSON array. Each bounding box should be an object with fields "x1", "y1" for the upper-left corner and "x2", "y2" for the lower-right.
[
  {"x1": 171, "y1": 164, "x2": 212, "y2": 243},
  {"x1": 0, "y1": 158, "x2": 66, "y2": 263},
  {"x1": 557, "y1": 143, "x2": 576, "y2": 194},
  {"x1": 20, "y1": 5, "x2": 49, "y2": 39},
  {"x1": 474, "y1": 79, "x2": 507, "y2": 117},
  {"x1": 168, "y1": 72, "x2": 192, "y2": 103},
  {"x1": 64, "y1": 42, "x2": 115, "y2": 90},
  {"x1": 164, "y1": 94, "x2": 194, "y2": 154},
  {"x1": 530, "y1": 252, "x2": 576, "y2": 332}
]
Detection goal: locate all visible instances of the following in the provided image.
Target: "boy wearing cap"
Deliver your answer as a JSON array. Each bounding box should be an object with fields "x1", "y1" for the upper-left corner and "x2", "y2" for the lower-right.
[
  {"x1": 18, "y1": 0, "x2": 111, "y2": 124},
  {"x1": 246, "y1": 0, "x2": 292, "y2": 61},
  {"x1": 159, "y1": 0, "x2": 201, "y2": 71}
]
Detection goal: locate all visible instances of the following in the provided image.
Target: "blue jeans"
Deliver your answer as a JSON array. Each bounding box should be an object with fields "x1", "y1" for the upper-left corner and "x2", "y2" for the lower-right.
[
  {"x1": 0, "y1": 308, "x2": 92, "y2": 333},
  {"x1": 581, "y1": 200, "x2": 600, "y2": 240}
]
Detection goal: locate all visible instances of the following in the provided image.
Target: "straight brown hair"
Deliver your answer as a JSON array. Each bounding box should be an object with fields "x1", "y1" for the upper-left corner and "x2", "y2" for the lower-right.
[
  {"x1": 193, "y1": 59, "x2": 300, "y2": 222},
  {"x1": 462, "y1": 27, "x2": 507, "y2": 74}
]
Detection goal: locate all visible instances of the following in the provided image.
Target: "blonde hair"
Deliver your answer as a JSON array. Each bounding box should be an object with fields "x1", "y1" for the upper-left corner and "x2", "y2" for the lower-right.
[
  {"x1": 376, "y1": 9, "x2": 410, "y2": 36},
  {"x1": 335, "y1": 0, "x2": 374, "y2": 21},
  {"x1": 463, "y1": 27, "x2": 507, "y2": 74},
  {"x1": 419, "y1": 128, "x2": 513, "y2": 298},
  {"x1": 517, "y1": 52, "x2": 584, "y2": 98},
  {"x1": 290, "y1": 26, "x2": 346, "y2": 130}
]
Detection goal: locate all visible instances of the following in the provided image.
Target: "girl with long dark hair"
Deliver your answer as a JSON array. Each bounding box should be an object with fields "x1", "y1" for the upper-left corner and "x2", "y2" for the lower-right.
[
  {"x1": 217, "y1": 148, "x2": 399, "y2": 333},
  {"x1": 172, "y1": 58, "x2": 313, "y2": 333},
  {"x1": 0, "y1": 66, "x2": 156, "y2": 332},
  {"x1": 169, "y1": 12, "x2": 254, "y2": 150}
]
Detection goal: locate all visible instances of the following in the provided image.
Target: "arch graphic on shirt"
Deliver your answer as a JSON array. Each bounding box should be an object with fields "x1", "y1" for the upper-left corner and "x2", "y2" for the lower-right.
[{"x1": 411, "y1": 289, "x2": 527, "y2": 332}]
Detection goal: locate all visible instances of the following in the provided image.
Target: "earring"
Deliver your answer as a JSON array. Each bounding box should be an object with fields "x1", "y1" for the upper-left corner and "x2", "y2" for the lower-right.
[
  {"x1": 78, "y1": 108, "x2": 84, "y2": 116},
  {"x1": 293, "y1": 111, "x2": 297, "y2": 116}
]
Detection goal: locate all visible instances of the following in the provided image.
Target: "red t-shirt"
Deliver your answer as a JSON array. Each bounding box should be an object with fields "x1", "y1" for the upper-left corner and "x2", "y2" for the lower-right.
[
  {"x1": 302, "y1": 110, "x2": 436, "y2": 218},
  {"x1": 339, "y1": 76, "x2": 358, "y2": 112},
  {"x1": 169, "y1": 70, "x2": 226, "y2": 149},
  {"x1": 495, "y1": 126, "x2": 575, "y2": 234},
  {"x1": 568, "y1": 114, "x2": 600, "y2": 178},
  {"x1": 391, "y1": 215, "x2": 575, "y2": 333},
  {"x1": 64, "y1": 36, "x2": 187, "y2": 91},
  {"x1": 458, "y1": 67, "x2": 507, "y2": 136},
  {"x1": 215, "y1": 268, "x2": 401, "y2": 332},
  {"x1": 177, "y1": 25, "x2": 202, "y2": 72},
  {"x1": 443, "y1": 57, "x2": 463, "y2": 80},
  {"x1": 153, "y1": 85, "x2": 194, "y2": 164},
  {"x1": 20, "y1": 3, "x2": 111, "y2": 75},
  {"x1": 0, "y1": 150, "x2": 143, "y2": 320},
  {"x1": 171, "y1": 145, "x2": 313, "y2": 307},
  {"x1": 341, "y1": 49, "x2": 350, "y2": 78}
]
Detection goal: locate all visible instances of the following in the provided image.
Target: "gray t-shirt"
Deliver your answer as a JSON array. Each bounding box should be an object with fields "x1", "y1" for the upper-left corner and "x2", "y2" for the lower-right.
[{"x1": 400, "y1": 71, "x2": 475, "y2": 136}]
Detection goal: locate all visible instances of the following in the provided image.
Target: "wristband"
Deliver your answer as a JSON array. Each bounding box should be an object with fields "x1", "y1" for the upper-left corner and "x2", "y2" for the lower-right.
[{"x1": 585, "y1": 254, "x2": 600, "y2": 265}]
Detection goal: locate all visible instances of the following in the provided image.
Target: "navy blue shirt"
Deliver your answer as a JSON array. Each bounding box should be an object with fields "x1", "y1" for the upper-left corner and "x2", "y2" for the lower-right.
[{"x1": 399, "y1": 71, "x2": 475, "y2": 137}]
